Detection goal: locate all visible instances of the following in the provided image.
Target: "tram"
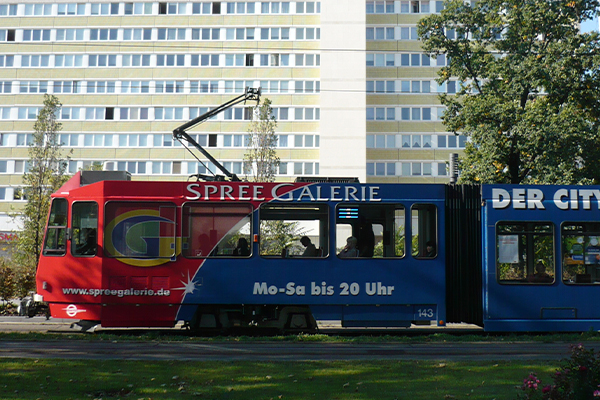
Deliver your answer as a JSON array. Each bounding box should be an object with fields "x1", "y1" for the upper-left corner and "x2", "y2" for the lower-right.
[{"x1": 33, "y1": 173, "x2": 600, "y2": 333}]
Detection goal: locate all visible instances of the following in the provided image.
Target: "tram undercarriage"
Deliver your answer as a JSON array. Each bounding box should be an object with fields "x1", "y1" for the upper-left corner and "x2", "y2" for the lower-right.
[{"x1": 188, "y1": 304, "x2": 318, "y2": 334}]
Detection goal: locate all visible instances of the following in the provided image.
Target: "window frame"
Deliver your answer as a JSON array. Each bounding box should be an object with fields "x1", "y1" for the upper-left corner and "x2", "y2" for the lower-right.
[
  {"x1": 259, "y1": 203, "x2": 329, "y2": 258},
  {"x1": 43, "y1": 198, "x2": 68, "y2": 256},
  {"x1": 496, "y1": 221, "x2": 555, "y2": 285},
  {"x1": 335, "y1": 203, "x2": 407, "y2": 259},
  {"x1": 181, "y1": 202, "x2": 254, "y2": 259},
  {"x1": 410, "y1": 203, "x2": 438, "y2": 259},
  {"x1": 103, "y1": 201, "x2": 177, "y2": 259},
  {"x1": 561, "y1": 222, "x2": 600, "y2": 285},
  {"x1": 71, "y1": 201, "x2": 99, "y2": 257}
]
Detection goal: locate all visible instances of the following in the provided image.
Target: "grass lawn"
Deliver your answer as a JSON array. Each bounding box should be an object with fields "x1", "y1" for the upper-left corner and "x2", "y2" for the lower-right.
[{"x1": 0, "y1": 358, "x2": 556, "y2": 400}]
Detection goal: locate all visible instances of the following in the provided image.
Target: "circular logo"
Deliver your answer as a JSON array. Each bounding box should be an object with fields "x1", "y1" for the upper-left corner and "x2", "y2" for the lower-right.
[{"x1": 66, "y1": 304, "x2": 79, "y2": 317}]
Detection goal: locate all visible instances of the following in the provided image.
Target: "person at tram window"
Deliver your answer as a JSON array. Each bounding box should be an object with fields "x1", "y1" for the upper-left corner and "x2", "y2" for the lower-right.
[
  {"x1": 233, "y1": 237, "x2": 250, "y2": 256},
  {"x1": 425, "y1": 241, "x2": 436, "y2": 257},
  {"x1": 528, "y1": 261, "x2": 553, "y2": 283},
  {"x1": 300, "y1": 236, "x2": 318, "y2": 257},
  {"x1": 358, "y1": 218, "x2": 375, "y2": 257},
  {"x1": 76, "y1": 228, "x2": 97, "y2": 255},
  {"x1": 338, "y1": 236, "x2": 359, "y2": 258}
]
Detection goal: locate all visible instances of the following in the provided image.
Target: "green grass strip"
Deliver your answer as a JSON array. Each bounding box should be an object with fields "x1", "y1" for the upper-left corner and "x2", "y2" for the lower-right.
[{"x1": 0, "y1": 359, "x2": 556, "y2": 400}]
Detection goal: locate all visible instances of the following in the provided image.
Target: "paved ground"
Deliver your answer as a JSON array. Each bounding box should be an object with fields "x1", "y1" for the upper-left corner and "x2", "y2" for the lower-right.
[
  {"x1": 0, "y1": 316, "x2": 75, "y2": 333},
  {"x1": 0, "y1": 338, "x2": 590, "y2": 361},
  {"x1": 0, "y1": 316, "x2": 483, "y2": 334},
  {"x1": 0, "y1": 316, "x2": 592, "y2": 361}
]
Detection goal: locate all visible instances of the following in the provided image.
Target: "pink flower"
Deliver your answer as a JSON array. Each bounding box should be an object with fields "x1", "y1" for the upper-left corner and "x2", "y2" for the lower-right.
[
  {"x1": 594, "y1": 390, "x2": 600, "y2": 397},
  {"x1": 542, "y1": 385, "x2": 551, "y2": 394}
]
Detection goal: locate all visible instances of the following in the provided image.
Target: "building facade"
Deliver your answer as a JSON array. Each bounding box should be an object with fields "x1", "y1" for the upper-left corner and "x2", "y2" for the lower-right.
[{"x1": 0, "y1": 0, "x2": 460, "y2": 230}]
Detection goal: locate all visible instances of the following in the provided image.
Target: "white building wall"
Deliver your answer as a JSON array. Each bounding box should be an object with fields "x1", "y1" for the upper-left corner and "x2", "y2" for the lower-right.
[{"x1": 320, "y1": 0, "x2": 366, "y2": 182}]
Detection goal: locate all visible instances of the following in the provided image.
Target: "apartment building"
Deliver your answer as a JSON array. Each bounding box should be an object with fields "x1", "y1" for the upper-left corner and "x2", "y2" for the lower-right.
[{"x1": 0, "y1": 0, "x2": 459, "y2": 230}]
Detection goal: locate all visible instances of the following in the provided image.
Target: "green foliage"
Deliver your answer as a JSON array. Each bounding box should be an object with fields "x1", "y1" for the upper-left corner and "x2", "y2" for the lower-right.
[
  {"x1": 0, "y1": 259, "x2": 15, "y2": 303},
  {"x1": 12, "y1": 94, "x2": 71, "y2": 295},
  {"x1": 373, "y1": 225, "x2": 407, "y2": 257},
  {"x1": 418, "y1": 0, "x2": 600, "y2": 184},
  {"x1": 244, "y1": 98, "x2": 280, "y2": 183},
  {"x1": 535, "y1": 235, "x2": 555, "y2": 274},
  {"x1": 80, "y1": 161, "x2": 103, "y2": 171},
  {"x1": 259, "y1": 220, "x2": 306, "y2": 256},
  {"x1": 517, "y1": 344, "x2": 600, "y2": 399}
]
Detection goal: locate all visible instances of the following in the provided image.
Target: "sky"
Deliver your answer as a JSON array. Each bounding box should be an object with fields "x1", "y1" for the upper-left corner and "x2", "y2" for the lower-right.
[{"x1": 581, "y1": 17, "x2": 599, "y2": 32}]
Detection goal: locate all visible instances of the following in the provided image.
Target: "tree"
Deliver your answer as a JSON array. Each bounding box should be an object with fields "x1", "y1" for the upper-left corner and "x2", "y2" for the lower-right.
[
  {"x1": 12, "y1": 94, "x2": 70, "y2": 296},
  {"x1": 244, "y1": 98, "x2": 280, "y2": 182},
  {"x1": 242, "y1": 98, "x2": 302, "y2": 253},
  {"x1": 418, "y1": 0, "x2": 600, "y2": 184},
  {"x1": 259, "y1": 220, "x2": 307, "y2": 256}
]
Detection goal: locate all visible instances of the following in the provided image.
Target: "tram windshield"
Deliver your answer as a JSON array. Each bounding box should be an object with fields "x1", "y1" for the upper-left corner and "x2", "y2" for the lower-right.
[{"x1": 42, "y1": 198, "x2": 68, "y2": 256}]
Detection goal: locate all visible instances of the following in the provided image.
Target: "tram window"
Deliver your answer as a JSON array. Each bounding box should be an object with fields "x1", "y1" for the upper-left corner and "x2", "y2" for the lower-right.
[
  {"x1": 335, "y1": 204, "x2": 405, "y2": 258},
  {"x1": 411, "y1": 204, "x2": 437, "y2": 258},
  {"x1": 562, "y1": 222, "x2": 600, "y2": 284},
  {"x1": 259, "y1": 204, "x2": 328, "y2": 258},
  {"x1": 104, "y1": 202, "x2": 176, "y2": 259},
  {"x1": 182, "y1": 203, "x2": 252, "y2": 258},
  {"x1": 71, "y1": 202, "x2": 98, "y2": 257},
  {"x1": 496, "y1": 222, "x2": 554, "y2": 284},
  {"x1": 43, "y1": 198, "x2": 68, "y2": 256}
]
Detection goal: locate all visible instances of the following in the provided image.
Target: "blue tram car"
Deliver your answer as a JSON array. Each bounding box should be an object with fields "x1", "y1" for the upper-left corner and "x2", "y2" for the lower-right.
[{"x1": 481, "y1": 185, "x2": 600, "y2": 331}]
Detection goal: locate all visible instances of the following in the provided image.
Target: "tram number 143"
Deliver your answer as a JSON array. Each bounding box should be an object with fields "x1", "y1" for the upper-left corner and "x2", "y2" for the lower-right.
[{"x1": 417, "y1": 308, "x2": 435, "y2": 319}]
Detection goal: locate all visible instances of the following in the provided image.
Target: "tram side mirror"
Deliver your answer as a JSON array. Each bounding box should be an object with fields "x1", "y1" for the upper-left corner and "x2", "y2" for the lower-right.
[{"x1": 383, "y1": 231, "x2": 391, "y2": 246}]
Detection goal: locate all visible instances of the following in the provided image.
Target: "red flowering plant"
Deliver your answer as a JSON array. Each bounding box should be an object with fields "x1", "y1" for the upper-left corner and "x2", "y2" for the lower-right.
[{"x1": 517, "y1": 344, "x2": 600, "y2": 400}]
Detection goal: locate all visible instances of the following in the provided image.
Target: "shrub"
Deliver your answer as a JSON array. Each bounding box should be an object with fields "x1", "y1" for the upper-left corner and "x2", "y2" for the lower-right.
[
  {"x1": 517, "y1": 344, "x2": 600, "y2": 399},
  {"x1": 0, "y1": 259, "x2": 15, "y2": 304},
  {"x1": 12, "y1": 263, "x2": 36, "y2": 298}
]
